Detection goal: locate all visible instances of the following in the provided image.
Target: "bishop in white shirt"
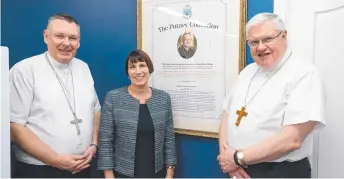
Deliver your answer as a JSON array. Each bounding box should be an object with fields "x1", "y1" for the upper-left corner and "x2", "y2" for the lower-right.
[
  {"x1": 217, "y1": 13, "x2": 325, "y2": 178},
  {"x1": 10, "y1": 13, "x2": 101, "y2": 178}
]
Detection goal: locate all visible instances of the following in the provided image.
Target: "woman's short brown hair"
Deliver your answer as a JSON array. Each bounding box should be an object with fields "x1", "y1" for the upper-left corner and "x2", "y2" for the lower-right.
[{"x1": 125, "y1": 50, "x2": 154, "y2": 76}]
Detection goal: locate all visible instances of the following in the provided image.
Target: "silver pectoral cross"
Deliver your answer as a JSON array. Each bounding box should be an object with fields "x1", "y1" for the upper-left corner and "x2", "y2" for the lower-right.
[{"x1": 70, "y1": 115, "x2": 82, "y2": 135}]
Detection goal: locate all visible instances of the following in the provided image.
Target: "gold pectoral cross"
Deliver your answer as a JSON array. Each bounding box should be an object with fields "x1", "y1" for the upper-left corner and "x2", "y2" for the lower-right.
[{"x1": 235, "y1": 106, "x2": 248, "y2": 126}]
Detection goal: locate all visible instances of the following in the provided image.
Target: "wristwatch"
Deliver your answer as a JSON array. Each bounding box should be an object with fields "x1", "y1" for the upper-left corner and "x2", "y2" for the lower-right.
[{"x1": 234, "y1": 150, "x2": 248, "y2": 168}]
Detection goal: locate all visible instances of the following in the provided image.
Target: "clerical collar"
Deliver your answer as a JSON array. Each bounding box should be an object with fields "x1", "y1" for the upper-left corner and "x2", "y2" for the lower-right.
[
  {"x1": 46, "y1": 51, "x2": 72, "y2": 69},
  {"x1": 259, "y1": 48, "x2": 292, "y2": 73}
]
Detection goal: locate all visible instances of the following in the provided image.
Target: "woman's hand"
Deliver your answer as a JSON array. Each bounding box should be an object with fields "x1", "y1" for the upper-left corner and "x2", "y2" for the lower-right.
[
  {"x1": 166, "y1": 168, "x2": 174, "y2": 178},
  {"x1": 104, "y1": 170, "x2": 115, "y2": 178}
]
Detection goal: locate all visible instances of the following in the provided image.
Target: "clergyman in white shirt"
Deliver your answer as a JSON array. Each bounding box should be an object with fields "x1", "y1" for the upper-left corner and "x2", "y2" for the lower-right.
[
  {"x1": 217, "y1": 13, "x2": 325, "y2": 178},
  {"x1": 10, "y1": 13, "x2": 101, "y2": 178}
]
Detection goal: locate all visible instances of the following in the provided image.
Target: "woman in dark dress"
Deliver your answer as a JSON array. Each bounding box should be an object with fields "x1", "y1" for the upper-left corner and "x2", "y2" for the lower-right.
[{"x1": 97, "y1": 50, "x2": 177, "y2": 178}]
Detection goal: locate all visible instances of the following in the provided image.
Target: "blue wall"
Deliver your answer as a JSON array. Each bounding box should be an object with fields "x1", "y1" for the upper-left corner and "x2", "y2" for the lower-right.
[{"x1": 1, "y1": 0, "x2": 273, "y2": 177}]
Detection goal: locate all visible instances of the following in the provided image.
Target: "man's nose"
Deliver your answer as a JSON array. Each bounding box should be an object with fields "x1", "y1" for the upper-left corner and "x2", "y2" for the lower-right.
[
  {"x1": 62, "y1": 37, "x2": 71, "y2": 46},
  {"x1": 256, "y1": 41, "x2": 267, "y2": 51}
]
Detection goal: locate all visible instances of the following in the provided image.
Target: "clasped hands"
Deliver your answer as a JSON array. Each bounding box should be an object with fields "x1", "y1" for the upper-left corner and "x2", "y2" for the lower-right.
[
  {"x1": 217, "y1": 143, "x2": 250, "y2": 178},
  {"x1": 52, "y1": 145, "x2": 97, "y2": 174}
]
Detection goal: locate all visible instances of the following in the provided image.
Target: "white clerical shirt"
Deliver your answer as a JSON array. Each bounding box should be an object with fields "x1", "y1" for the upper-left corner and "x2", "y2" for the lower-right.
[
  {"x1": 223, "y1": 48, "x2": 326, "y2": 162},
  {"x1": 10, "y1": 52, "x2": 101, "y2": 165}
]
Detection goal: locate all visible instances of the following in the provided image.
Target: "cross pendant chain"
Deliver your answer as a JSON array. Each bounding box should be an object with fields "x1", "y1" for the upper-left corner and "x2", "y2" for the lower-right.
[
  {"x1": 70, "y1": 113, "x2": 82, "y2": 135},
  {"x1": 45, "y1": 52, "x2": 82, "y2": 135},
  {"x1": 235, "y1": 52, "x2": 293, "y2": 127}
]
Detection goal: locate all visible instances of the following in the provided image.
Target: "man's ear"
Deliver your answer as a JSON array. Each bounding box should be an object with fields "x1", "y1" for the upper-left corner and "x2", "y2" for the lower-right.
[
  {"x1": 282, "y1": 30, "x2": 288, "y2": 39},
  {"x1": 43, "y1": 29, "x2": 49, "y2": 45}
]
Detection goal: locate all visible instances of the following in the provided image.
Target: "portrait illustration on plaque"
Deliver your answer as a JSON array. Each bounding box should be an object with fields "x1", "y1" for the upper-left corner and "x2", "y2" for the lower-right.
[{"x1": 177, "y1": 32, "x2": 197, "y2": 59}]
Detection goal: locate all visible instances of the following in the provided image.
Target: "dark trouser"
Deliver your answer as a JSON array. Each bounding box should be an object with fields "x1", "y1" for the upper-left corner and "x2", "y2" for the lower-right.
[
  {"x1": 13, "y1": 160, "x2": 90, "y2": 178},
  {"x1": 243, "y1": 157, "x2": 311, "y2": 178},
  {"x1": 114, "y1": 168, "x2": 166, "y2": 178}
]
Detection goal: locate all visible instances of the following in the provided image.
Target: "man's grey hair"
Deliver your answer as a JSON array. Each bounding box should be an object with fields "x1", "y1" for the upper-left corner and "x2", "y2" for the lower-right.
[
  {"x1": 246, "y1": 12, "x2": 286, "y2": 37},
  {"x1": 46, "y1": 13, "x2": 80, "y2": 33},
  {"x1": 182, "y1": 32, "x2": 192, "y2": 40}
]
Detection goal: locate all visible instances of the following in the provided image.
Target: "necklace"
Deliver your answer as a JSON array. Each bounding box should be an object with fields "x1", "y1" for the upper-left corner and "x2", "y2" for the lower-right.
[
  {"x1": 45, "y1": 52, "x2": 82, "y2": 135},
  {"x1": 235, "y1": 51, "x2": 293, "y2": 127}
]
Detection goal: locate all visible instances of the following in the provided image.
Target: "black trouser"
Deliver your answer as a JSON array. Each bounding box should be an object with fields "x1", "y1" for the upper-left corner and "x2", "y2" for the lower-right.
[
  {"x1": 243, "y1": 157, "x2": 311, "y2": 178},
  {"x1": 13, "y1": 160, "x2": 90, "y2": 178},
  {"x1": 114, "y1": 168, "x2": 166, "y2": 178}
]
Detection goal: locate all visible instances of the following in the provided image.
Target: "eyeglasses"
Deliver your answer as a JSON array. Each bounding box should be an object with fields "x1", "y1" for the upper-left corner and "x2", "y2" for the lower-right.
[{"x1": 247, "y1": 31, "x2": 283, "y2": 48}]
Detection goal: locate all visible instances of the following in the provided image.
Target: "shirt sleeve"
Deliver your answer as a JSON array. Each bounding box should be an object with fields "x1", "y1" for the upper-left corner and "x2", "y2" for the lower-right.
[
  {"x1": 223, "y1": 80, "x2": 239, "y2": 114},
  {"x1": 84, "y1": 62, "x2": 101, "y2": 112},
  {"x1": 222, "y1": 65, "x2": 253, "y2": 114},
  {"x1": 9, "y1": 64, "x2": 34, "y2": 126},
  {"x1": 283, "y1": 68, "x2": 326, "y2": 132},
  {"x1": 93, "y1": 88, "x2": 101, "y2": 112},
  {"x1": 222, "y1": 92, "x2": 232, "y2": 114}
]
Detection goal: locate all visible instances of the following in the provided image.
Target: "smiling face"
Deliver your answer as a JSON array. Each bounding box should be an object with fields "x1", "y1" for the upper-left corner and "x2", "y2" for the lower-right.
[
  {"x1": 43, "y1": 19, "x2": 80, "y2": 63},
  {"x1": 125, "y1": 50, "x2": 154, "y2": 88},
  {"x1": 247, "y1": 20, "x2": 288, "y2": 69},
  {"x1": 128, "y1": 61, "x2": 150, "y2": 87}
]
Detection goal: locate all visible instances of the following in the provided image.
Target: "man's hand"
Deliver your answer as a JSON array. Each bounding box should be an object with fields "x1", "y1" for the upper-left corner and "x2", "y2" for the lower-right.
[
  {"x1": 51, "y1": 154, "x2": 86, "y2": 171},
  {"x1": 218, "y1": 143, "x2": 238, "y2": 173},
  {"x1": 217, "y1": 143, "x2": 231, "y2": 165},
  {"x1": 72, "y1": 145, "x2": 97, "y2": 174},
  {"x1": 229, "y1": 168, "x2": 251, "y2": 178}
]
